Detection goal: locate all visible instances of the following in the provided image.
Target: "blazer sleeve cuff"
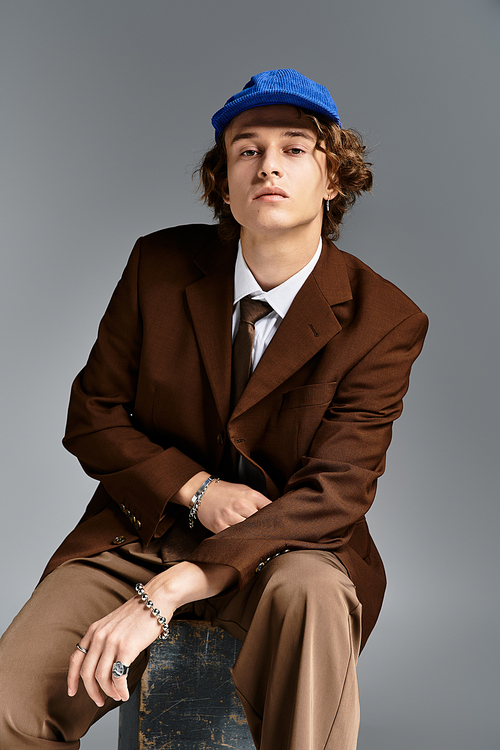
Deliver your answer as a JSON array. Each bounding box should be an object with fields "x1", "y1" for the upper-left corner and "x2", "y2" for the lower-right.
[{"x1": 102, "y1": 447, "x2": 205, "y2": 544}]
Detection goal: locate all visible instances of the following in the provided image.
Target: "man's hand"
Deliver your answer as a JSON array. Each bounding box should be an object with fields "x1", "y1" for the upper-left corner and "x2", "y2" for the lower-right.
[
  {"x1": 67, "y1": 561, "x2": 237, "y2": 706},
  {"x1": 197, "y1": 479, "x2": 271, "y2": 533},
  {"x1": 171, "y1": 472, "x2": 271, "y2": 534}
]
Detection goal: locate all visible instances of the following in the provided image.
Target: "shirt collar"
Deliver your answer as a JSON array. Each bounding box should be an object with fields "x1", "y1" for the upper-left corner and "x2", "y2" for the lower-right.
[{"x1": 233, "y1": 237, "x2": 323, "y2": 319}]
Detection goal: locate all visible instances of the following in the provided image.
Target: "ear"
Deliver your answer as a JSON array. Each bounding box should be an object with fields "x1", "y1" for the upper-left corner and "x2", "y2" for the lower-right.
[
  {"x1": 324, "y1": 176, "x2": 338, "y2": 202},
  {"x1": 221, "y1": 178, "x2": 230, "y2": 205},
  {"x1": 324, "y1": 189, "x2": 338, "y2": 202}
]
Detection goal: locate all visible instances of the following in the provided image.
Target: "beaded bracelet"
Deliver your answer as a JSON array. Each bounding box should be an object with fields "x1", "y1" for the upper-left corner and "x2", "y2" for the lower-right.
[
  {"x1": 188, "y1": 475, "x2": 220, "y2": 529},
  {"x1": 135, "y1": 582, "x2": 170, "y2": 640}
]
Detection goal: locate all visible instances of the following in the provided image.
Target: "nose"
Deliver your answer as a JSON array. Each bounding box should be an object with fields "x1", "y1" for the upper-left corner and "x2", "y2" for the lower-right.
[
  {"x1": 259, "y1": 149, "x2": 282, "y2": 178},
  {"x1": 260, "y1": 167, "x2": 280, "y2": 177}
]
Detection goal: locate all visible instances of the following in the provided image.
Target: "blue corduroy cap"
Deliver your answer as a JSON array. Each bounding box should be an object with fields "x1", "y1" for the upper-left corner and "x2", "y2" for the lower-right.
[{"x1": 212, "y1": 69, "x2": 341, "y2": 141}]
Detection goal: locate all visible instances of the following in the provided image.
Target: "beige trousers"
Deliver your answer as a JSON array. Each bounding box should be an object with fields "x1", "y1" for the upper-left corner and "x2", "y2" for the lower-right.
[{"x1": 0, "y1": 539, "x2": 362, "y2": 750}]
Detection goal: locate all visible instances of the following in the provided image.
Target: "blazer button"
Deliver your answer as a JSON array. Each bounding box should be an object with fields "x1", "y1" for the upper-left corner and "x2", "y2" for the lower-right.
[
  {"x1": 112, "y1": 536, "x2": 126, "y2": 545},
  {"x1": 217, "y1": 433, "x2": 224, "y2": 445}
]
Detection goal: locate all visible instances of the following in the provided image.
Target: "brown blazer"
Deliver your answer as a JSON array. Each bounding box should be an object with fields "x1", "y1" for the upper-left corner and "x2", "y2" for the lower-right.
[{"x1": 43, "y1": 224, "x2": 428, "y2": 649}]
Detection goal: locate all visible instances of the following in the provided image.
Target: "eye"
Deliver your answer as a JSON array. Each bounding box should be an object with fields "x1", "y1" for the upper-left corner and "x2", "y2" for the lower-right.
[
  {"x1": 286, "y1": 147, "x2": 305, "y2": 155},
  {"x1": 241, "y1": 148, "x2": 259, "y2": 157}
]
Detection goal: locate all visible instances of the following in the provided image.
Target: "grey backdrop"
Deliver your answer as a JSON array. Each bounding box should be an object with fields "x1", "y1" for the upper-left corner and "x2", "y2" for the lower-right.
[{"x1": 1, "y1": 1, "x2": 499, "y2": 748}]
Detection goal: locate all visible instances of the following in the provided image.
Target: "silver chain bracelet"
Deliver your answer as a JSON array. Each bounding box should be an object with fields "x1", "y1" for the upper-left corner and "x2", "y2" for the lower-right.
[
  {"x1": 135, "y1": 582, "x2": 170, "y2": 640},
  {"x1": 188, "y1": 475, "x2": 220, "y2": 529}
]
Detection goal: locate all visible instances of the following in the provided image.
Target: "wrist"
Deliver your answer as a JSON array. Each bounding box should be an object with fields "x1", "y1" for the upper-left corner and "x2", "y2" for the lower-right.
[
  {"x1": 171, "y1": 471, "x2": 210, "y2": 508},
  {"x1": 140, "y1": 570, "x2": 183, "y2": 617},
  {"x1": 144, "y1": 562, "x2": 236, "y2": 613},
  {"x1": 188, "y1": 475, "x2": 220, "y2": 529},
  {"x1": 135, "y1": 583, "x2": 169, "y2": 640}
]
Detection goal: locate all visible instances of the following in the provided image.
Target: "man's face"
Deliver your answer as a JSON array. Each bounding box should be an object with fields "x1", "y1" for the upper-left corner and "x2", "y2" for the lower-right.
[{"x1": 223, "y1": 105, "x2": 334, "y2": 241}]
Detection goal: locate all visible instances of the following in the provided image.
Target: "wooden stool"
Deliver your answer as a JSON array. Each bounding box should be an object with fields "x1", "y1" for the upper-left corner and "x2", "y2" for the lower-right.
[{"x1": 118, "y1": 620, "x2": 254, "y2": 750}]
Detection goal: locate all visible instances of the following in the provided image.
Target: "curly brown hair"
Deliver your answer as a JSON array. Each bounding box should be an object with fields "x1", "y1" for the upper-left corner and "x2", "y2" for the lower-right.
[{"x1": 195, "y1": 108, "x2": 373, "y2": 244}]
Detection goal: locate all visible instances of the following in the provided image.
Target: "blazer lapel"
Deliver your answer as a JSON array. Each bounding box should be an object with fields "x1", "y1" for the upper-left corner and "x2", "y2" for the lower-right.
[
  {"x1": 185, "y1": 238, "x2": 237, "y2": 427},
  {"x1": 231, "y1": 239, "x2": 352, "y2": 418}
]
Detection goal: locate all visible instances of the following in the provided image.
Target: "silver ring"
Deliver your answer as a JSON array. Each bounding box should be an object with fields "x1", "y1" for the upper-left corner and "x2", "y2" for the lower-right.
[
  {"x1": 76, "y1": 643, "x2": 88, "y2": 655},
  {"x1": 112, "y1": 661, "x2": 130, "y2": 679}
]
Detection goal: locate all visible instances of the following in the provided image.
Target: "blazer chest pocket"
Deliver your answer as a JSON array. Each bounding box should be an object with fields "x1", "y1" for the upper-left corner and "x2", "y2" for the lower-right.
[
  {"x1": 276, "y1": 382, "x2": 338, "y2": 467},
  {"x1": 280, "y1": 381, "x2": 338, "y2": 412}
]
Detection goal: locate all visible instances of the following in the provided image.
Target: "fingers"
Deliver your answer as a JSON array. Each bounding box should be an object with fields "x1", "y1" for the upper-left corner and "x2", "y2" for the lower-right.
[
  {"x1": 96, "y1": 654, "x2": 131, "y2": 703},
  {"x1": 219, "y1": 486, "x2": 272, "y2": 527},
  {"x1": 67, "y1": 597, "x2": 166, "y2": 707},
  {"x1": 69, "y1": 645, "x2": 132, "y2": 705},
  {"x1": 199, "y1": 481, "x2": 272, "y2": 533},
  {"x1": 67, "y1": 646, "x2": 86, "y2": 697},
  {"x1": 110, "y1": 669, "x2": 131, "y2": 702},
  {"x1": 68, "y1": 628, "x2": 132, "y2": 706},
  {"x1": 242, "y1": 489, "x2": 272, "y2": 512},
  {"x1": 68, "y1": 640, "x2": 107, "y2": 706},
  {"x1": 80, "y1": 651, "x2": 108, "y2": 706},
  {"x1": 91, "y1": 647, "x2": 127, "y2": 704},
  {"x1": 255, "y1": 493, "x2": 272, "y2": 509}
]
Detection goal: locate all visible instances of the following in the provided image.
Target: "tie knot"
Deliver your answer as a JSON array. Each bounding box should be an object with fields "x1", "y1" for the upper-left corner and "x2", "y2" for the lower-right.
[{"x1": 239, "y1": 296, "x2": 273, "y2": 327}]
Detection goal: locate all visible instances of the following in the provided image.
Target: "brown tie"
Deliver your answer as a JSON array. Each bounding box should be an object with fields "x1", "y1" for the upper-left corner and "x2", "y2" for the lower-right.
[{"x1": 231, "y1": 295, "x2": 273, "y2": 408}]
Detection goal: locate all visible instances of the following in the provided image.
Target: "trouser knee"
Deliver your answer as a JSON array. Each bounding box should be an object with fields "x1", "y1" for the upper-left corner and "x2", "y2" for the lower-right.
[{"x1": 256, "y1": 550, "x2": 360, "y2": 626}]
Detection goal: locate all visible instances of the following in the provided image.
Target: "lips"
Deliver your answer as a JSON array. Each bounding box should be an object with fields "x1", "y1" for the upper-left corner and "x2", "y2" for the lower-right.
[{"x1": 253, "y1": 186, "x2": 289, "y2": 200}]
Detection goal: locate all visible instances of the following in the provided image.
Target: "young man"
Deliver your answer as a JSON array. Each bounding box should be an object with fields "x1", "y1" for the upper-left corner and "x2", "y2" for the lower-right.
[{"x1": 0, "y1": 69, "x2": 428, "y2": 749}]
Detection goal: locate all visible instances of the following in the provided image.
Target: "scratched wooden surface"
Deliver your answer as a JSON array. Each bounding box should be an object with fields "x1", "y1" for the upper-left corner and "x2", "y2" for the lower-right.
[{"x1": 118, "y1": 620, "x2": 254, "y2": 750}]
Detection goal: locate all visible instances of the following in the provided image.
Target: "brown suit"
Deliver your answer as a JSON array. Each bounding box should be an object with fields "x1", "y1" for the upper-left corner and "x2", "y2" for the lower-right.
[{"x1": 44, "y1": 223, "x2": 428, "y2": 650}]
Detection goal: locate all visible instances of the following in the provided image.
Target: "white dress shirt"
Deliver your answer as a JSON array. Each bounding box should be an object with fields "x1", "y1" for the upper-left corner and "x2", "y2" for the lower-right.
[
  {"x1": 232, "y1": 237, "x2": 323, "y2": 373},
  {"x1": 231, "y1": 237, "x2": 323, "y2": 490}
]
